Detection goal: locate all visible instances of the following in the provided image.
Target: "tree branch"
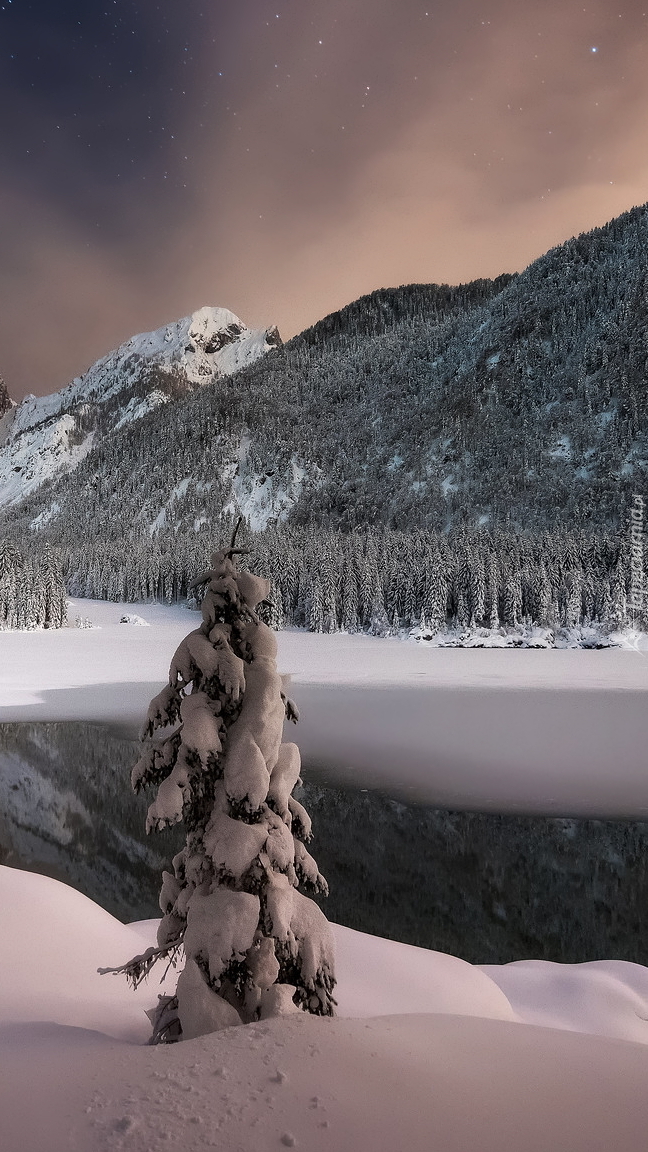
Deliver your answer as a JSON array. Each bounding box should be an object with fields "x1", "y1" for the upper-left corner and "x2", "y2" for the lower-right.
[{"x1": 98, "y1": 939, "x2": 184, "y2": 990}]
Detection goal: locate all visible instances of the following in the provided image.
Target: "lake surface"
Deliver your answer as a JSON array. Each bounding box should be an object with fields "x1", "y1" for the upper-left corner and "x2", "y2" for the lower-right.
[{"x1": 0, "y1": 721, "x2": 646, "y2": 965}]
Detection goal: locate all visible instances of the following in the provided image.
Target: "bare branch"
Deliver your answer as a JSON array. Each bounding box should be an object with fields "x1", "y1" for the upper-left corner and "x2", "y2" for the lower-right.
[{"x1": 98, "y1": 939, "x2": 184, "y2": 990}]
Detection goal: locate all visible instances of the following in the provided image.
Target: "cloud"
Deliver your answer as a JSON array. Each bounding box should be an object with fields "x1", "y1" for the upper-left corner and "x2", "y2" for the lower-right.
[
  {"x1": 1, "y1": 0, "x2": 647, "y2": 398},
  {"x1": 163, "y1": 0, "x2": 648, "y2": 334}
]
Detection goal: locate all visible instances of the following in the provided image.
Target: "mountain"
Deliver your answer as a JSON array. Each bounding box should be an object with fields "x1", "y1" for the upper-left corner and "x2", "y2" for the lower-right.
[
  {"x1": 2, "y1": 204, "x2": 648, "y2": 571},
  {"x1": 0, "y1": 307, "x2": 280, "y2": 508}
]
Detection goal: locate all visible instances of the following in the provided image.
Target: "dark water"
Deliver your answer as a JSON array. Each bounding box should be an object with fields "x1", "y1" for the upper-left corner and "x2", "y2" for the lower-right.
[
  {"x1": 0, "y1": 721, "x2": 646, "y2": 965},
  {"x1": 0, "y1": 722, "x2": 182, "y2": 922}
]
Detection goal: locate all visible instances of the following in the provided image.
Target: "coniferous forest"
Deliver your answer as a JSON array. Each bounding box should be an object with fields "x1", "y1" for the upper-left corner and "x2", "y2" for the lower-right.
[
  {"x1": 0, "y1": 543, "x2": 66, "y2": 630},
  {"x1": 55, "y1": 523, "x2": 642, "y2": 635}
]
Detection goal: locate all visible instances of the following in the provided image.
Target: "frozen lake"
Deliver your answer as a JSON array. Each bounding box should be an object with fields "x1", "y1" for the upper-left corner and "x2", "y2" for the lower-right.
[{"x1": 1, "y1": 598, "x2": 648, "y2": 817}]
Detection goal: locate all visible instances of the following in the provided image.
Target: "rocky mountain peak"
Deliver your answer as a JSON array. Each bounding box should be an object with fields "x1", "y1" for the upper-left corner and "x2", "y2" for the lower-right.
[{"x1": 0, "y1": 307, "x2": 280, "y2": 509}]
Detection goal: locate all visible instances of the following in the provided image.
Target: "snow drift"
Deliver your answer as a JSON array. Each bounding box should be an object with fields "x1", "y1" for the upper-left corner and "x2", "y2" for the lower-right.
[{"x1": 2, "y1": 866, "x2": 648, "y2": 1152}]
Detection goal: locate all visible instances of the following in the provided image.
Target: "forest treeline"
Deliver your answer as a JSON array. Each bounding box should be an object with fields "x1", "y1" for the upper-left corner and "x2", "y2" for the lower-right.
[{"x1": 55, "y1": 524, "x2": 643, "y2": 633}]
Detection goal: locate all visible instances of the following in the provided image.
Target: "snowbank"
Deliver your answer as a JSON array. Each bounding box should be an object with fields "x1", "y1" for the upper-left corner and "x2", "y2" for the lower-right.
[
  {"x1": 410, "y1": 621, "x2": 648, "y2": 649},
  {"x1": 0, "y1": 867, "x2": 175, "y2": 1044},
  {"x1": 0, "y1": 867, "x2": 515, "y2": 1045},
  {"x1": 2, "y1": 866, "x2": 648, "y2": 1152}
]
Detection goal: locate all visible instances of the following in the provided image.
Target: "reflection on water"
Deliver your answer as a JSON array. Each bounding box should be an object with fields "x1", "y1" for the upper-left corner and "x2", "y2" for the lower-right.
[
  {"x1": 0, "y1": 722, "x2": 182, "y2": 921},
  {"x1": 0, "y1": 721, "x2": 647, "y2": 964},
  {"x1": 303, "y1": 782, "x2": 648, "y2": 964}
]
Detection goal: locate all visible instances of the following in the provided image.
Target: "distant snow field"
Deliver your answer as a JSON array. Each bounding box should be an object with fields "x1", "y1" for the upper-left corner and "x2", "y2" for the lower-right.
[{"x1": 2, "y1": 598, "x2": 648, "y2": 1150}]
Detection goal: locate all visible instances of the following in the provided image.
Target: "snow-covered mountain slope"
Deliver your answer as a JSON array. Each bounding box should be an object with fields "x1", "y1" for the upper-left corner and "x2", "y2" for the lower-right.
[
  {"x1": 6, "y1": 203, "x2": 648, "y2": 563},
  {"x1": 0, "y1": 307, "x2": 280, "y2": 508}
]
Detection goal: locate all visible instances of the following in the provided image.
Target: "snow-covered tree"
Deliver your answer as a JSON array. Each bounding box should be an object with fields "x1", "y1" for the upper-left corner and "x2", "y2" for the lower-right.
[
  {"x1": 420, "y1": 549, "x2": 447, "y2": 633},
  {"x1": 103, "y1": 524, "x2": 336, "y2": 1042},
  {"x1": 0, "y1": 543, "x2": 66, "y2": 630},
  {"x1": 485, "y1": 553, "x2": 500, "y2": 629}
]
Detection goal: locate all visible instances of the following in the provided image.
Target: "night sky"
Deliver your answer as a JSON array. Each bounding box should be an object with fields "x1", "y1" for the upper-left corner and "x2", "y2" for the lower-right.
[{"x1": 1, "y1": 0, "x2": 647, "y2": 399}]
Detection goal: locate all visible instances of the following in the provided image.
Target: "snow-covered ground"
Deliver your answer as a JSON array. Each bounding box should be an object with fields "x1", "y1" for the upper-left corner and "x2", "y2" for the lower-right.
[
  {"x1": 1, "y1": 597, "x2": 648, "y2": 815},
  {"x1": 2, "y1": 866, "x2": 648, "y2": 1152},
  {"x1": 2, "y1": 597, "x2": 648, "y2": 1150}
]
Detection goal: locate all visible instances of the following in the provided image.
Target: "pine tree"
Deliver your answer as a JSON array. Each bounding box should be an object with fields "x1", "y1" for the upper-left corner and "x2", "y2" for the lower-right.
[
  {"x1": 531, "y1": 561, "x2": 551, "y2": 626},
  {"x1": 485, "y1": 553, "x2": 500, "y2": 629},
  {"x1": 502, "y1": 562, "x2": 522, "y2": 627},
  {"x1": 102, "y1": 524, "x2": 336, "y2": 1041},
  {"x1": 306, "y1": 570, "x2": 324, "y2": 632},
  {"x1": 320, "y1": 547, "x2": 340, "y2": 633},
  {"x1": 340, "y1": 558, "x2": 360, "y2": 632},
  {"x1": 421, "y1": 549, "x2": 447, "y2": 633},
  {"x1": 564, "y1": 568, "x2": 583, "y2": 628},
  {"x1": 609, "y1": 559, "x2": 628, "y2": 627}
]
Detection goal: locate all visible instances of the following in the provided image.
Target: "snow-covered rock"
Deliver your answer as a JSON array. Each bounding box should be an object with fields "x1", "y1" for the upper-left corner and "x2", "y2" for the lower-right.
[
  {"x1": 410, "y1": 622, "x2": 637, "y2": 649},
  {"x1": 0, "y1": 307, "x2": 280, "y2": 508}
]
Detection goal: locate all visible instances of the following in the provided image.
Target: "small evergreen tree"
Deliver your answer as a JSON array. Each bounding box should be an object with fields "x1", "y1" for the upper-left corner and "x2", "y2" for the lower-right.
[
  {"x1": 102, "y1": 524, "x2": 336, "y2": 1041},
  {"x1": 341, "y1": 559, "x2": 360, "y2": 632}
]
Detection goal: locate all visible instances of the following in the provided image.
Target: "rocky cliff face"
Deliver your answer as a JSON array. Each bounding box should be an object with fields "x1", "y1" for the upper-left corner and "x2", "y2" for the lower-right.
[
  {"x1": 0, "y1": 307, "x2": 280, "y2": 509},
  {"x1": 0, "y1": 375, "x2": 13, "y2": 421}
]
